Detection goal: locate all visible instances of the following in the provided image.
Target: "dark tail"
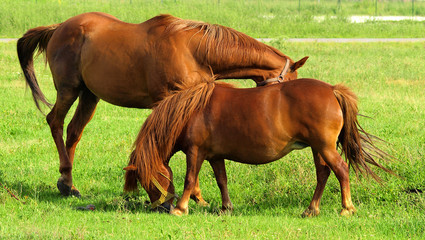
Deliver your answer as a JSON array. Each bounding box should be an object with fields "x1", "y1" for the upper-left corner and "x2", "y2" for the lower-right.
[
  {"x1": 17, "y1": 24, "x2": 61, "y2": 112},
  {"x1": 333, "y1": 84, "x2": 396, "y2": 181}
]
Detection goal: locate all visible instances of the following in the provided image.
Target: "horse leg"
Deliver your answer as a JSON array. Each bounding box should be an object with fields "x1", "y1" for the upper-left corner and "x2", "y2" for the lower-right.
[
  {"x1": 171, "y1": 147, "x2": 205, "y2": 216},
  {"x1": 209, "y1": 158, "x2": 233, "y2": 212},
  {"x1": 46, "y1": 89, "x2": 80, "y2": 197},
  {"x1": 318, "y1": 147, "x2": 356, "y2": 216},
  {"x1": 302, "y1": 150, "x2": 331, "y2": 217},
  {"x1": 63, "y1": 89, "x2": 99, "y2": 197},
  {"x1": 190, "y1": 177, "x2": 209, "y2": 207},
  {"x1": 165, "y1": 150, "x2": 207, "y2": 207}
]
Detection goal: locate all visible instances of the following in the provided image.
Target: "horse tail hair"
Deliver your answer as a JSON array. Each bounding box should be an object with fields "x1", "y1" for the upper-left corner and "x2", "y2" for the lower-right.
[
  {"x1": 333, "y1": 84, "x2": 396, "y2": 182},
  {"x1": 17, "y1": 23, "x2": 61, "y2": 113},
  {"x1": 124, "y1": 81, "x2": 216, "y2": 191}
]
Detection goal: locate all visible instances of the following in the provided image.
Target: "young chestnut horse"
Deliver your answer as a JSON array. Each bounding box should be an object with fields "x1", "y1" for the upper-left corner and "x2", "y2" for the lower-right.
[
  {"x1": 124, "y1": 78, "x2": 394, "y2": 216},
  {"x1": 17, "y1": 12, "x2": 308, "y2": 197}
]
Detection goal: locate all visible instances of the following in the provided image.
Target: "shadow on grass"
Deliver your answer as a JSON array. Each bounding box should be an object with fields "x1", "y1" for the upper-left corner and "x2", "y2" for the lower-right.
[
  {"x1": 4, "y1": 169, "x2": 421, "y2": 217},
  {"x1": 0, "y1": 170, "x2": 158, "y2": 214},
  {"x1": 0, "y1": 173, "x2": 62, "y2": 203},
  {"x1": 0, "y1": 172, "x2": 314, "y2": 216}
]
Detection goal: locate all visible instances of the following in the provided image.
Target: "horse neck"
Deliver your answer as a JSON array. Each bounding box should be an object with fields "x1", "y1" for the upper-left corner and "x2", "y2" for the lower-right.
[
  {"x1": 186, "y1": 29, "x2": 288, "y2": 82},
  {"x1": 210, "y1": 47, "x2": 288, "y2": 82},
  {"x1": 157, "y1": 15, "x2": 289, "y2": 82}
]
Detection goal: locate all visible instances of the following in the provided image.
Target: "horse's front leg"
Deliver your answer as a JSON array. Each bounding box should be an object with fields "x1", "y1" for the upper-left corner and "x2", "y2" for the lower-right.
[
  {"x1": 209, "y1": 158, "x2": 233, "y2": 212},
  {"x1": 171, "y1": 147, "x2": 205, "y2": 216},
  {"x1": 166, "y1": 149, "x2": 208, "y2": 207}
]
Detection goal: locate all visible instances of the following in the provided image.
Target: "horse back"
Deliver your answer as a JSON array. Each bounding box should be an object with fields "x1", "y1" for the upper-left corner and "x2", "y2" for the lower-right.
[
  {"x1": 182, "y1": 79, "x2": 344, "y2": 163},
  {"x1": 45, "y1": 13, "x2": 180, "y2": 107},
  {"x1": 46, "y1": 12, "x2": 145, "y2": 68}
]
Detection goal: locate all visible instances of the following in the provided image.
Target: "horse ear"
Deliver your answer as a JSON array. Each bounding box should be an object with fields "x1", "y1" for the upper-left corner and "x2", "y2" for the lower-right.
[
  {"x1": 291, "y1": 56, "x2": 309, "y2": 72},
  {"x1": 123, "y1": 165, "x2": 137, "y2": 171}
]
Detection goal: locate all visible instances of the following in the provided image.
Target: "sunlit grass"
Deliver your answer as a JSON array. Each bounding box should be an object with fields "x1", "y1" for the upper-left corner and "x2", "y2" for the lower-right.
[{"x1": 1, "y1": 0, "x2": 425, "y2": 38}]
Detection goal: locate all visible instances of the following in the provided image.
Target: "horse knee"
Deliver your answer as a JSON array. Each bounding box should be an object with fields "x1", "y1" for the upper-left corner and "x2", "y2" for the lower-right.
[
  {"x1": 46, "y1": 111, "x2": 64, "y2": 133},
  {"x1": 184, "y1": 178, "x2": 196, "y2": 190}
]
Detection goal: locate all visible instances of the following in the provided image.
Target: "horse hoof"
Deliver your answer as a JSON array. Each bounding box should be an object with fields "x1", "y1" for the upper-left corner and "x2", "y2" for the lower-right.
[
  {"x1": 57, "y1": 179, "x2": 71, "y2": 196},
  {"x1": 191, "y1": 196, "x2": 209, "y2": 207},
  {"x1": 220, "y1": 207, "x2": 233, "y2": 215},
  {"x1": 302, "y1": 208, "x2": 320, "y2": 218},
  {"x1": 57, "y1": 179, "x2": 81, "y2": 198},
  {"x1": 220, "y1": 203, "x2": 234, "y2": 214},
  {"x1": 340, "y1": 207, "x2": 356, "y2": 216},
  {"x1": 197, "y1": 199, "x2": 210, "y2": 207},
  {"x1": 71, "y1": 186, "x2": 81, "y2": 198},
  {"x1": 170, "y1": 208, "x2": 188, "y2": 216}
]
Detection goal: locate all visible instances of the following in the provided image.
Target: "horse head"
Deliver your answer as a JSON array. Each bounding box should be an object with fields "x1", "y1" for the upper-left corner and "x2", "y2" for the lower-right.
[
  {"x1": 124, "y1": 164, "x2": 176, "y2": 212},
  {"x1": 257, "y1": 56, "x2": 309, "y2": 87}
]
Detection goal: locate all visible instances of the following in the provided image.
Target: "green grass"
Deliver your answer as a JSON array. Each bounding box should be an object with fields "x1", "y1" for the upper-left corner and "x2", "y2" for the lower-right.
[
  {"x1": 1, "y1": 0, "x2": 425, "y2": 38},
  {"x1": 1, "y1": 38, "x2": 424, "y2": 239}
]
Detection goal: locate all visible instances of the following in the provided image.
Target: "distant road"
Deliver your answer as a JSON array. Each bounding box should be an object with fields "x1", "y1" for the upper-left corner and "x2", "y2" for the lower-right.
[
  {"x1": 259, "y1": 38, "x2": 425, "y2": 43},
  {"x1": 1, "y1": 38, "x2": 16, "y2": 42},
  {"x1": 2, "y1": 38, "x2": 425, "y2": 43}
]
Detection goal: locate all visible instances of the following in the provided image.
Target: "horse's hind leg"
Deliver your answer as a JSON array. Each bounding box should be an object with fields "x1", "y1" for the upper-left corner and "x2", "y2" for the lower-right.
[
  {"x1": 302, "y1": 150, "x2": 331, "y2": 217},
  {"x1": 66, "y1": 89, "x2": 99, "y2": 166},
  {"x1": 209, "y1": 158, "x2": 233, "y2": 212},
  {"x1": 46, "y1": 87, "x2": 80, "y2": 197},
  {"x1": 64, "y1": 88, "x2": 99, "y2": 196},
  {"x1": 317, "y1": 147, "x2": 356, "y2": 216}
]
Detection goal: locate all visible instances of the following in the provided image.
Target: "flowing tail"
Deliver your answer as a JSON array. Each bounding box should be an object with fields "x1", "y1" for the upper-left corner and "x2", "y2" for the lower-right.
[
  {"x1": 333, "y1": 84, "x2": 396, "y2": 181},
  {"x1": 17, "y1": 24, "x2": 61, "y2": 112},
  {"x1": 124, "y1": 81, "x2": 216, "y2": 191}
]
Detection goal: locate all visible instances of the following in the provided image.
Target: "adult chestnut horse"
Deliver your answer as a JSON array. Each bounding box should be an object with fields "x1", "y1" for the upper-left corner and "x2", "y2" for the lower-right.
[
  {"x1": 17, "y1": 12, "x2": 308, "y2": 197},
  {"x1": 124, "y1": 79, "x2": 394, "y2": 216}
]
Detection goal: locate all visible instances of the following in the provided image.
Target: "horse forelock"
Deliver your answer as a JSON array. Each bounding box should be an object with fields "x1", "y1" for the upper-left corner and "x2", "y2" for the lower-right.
[{"x1": 130, "y1": 80, "x2": 216, "y2": 189}]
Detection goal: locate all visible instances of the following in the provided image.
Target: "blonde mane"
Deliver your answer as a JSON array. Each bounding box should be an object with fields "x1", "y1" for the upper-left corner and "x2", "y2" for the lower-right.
[{"x1": 125, "y1": 79, "x2": 216, "y2": 190}]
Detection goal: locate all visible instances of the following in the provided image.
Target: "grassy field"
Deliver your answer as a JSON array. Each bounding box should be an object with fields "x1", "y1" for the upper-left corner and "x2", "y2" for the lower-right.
[
  {"x1": 1, "y1": 0, "x2": 425, "y2": 238},
  {"x1": 1, "y1": 0, "x2": 425, "y2": 38},
  {"x1": 1, "y1": 37, "x2": 424, "y2": 238}
]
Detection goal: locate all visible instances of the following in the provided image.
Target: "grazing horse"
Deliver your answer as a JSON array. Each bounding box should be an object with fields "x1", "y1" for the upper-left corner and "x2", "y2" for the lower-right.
[
  {"x1": 17, "y1": 12, "x2": 308, "y2": 197},
  {"x1": 124, "y1": 78, "x2": 394, "y2": 216}
]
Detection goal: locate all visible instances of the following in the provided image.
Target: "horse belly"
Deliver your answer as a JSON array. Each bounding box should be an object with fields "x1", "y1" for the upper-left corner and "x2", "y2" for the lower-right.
[
  {"x1": 202, "y1": 88, "x2": 294, "y2": 164},
  {"x1": 208, "y1": 134, "x2": 292, "y2": 165},
  {"x1": 82, "y1": 65, "x2": 152, "y2": 108},
  {"x1": 80, "y1": 34, "x2": 153, "y2": 108}
]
